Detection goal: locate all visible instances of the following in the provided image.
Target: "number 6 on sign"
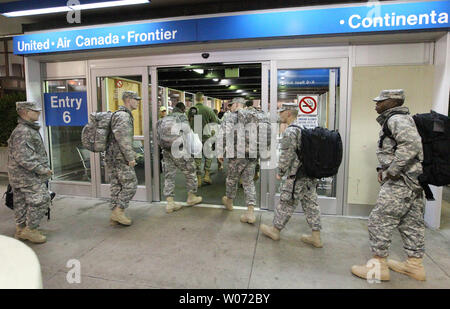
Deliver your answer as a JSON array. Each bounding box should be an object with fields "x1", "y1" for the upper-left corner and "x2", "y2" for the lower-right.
[{"x1": 63, "y1": 111, "x2": 71, "y2": 124}]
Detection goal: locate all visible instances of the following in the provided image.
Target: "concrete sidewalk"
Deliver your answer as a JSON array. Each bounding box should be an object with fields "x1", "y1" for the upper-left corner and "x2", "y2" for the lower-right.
[{"x1": 0, "y1": 192, "x2": 449, "y2": 289}]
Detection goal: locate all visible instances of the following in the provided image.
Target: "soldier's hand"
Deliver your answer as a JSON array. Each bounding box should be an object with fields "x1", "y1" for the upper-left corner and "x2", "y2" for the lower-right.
[
  {"x1": 276, "y1": 174, "x2": 281, "y2": 180},
  {"x1": 218, "y1": 158, "x2": 224, "y2": 164},
  {"x1": 47, "y1": 170, "x2": 53, "y2": 176},
  {"x1": 129, "y1": 160, "x2": 137, "y2": 167},
  {"x1": 377, "y1": 171, "x2": 383, "y2": 183}
]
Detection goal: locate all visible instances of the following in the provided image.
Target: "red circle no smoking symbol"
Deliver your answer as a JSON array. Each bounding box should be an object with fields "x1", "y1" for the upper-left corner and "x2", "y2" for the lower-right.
[
  {"x1": 116, "y1": 80, "x2": 123, "y2": 88},
  {"x1": 299, "y1": 97, "x2": 317, "y2": 114}
]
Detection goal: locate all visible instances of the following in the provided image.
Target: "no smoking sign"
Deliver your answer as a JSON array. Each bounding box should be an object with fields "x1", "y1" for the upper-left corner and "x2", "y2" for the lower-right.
[{"x1": 298, "y1": 96, "x2": 318, "y2": 115}]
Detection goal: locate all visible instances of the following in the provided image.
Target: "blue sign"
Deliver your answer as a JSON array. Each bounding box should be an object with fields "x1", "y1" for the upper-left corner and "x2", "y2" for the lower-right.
[
  {"x1": 13, "y1": 1, "x2": 450, "y2": 55},
  {"x1": 278, "y1": 69, "x2": 335, "y2": 88},
  {"x1": 44, "y1": 92, "x2": 88, "y2": 126}
]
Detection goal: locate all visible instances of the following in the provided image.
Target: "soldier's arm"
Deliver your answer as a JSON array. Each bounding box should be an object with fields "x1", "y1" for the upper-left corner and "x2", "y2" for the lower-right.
[
  {"x1": 386, "y1": 116, "x2": 423, "y2": 177},
  {"x1": 278, "y1": 128, "x2": 298, "y2": 177},
  {"x1": 11, "y1": 132, "x2": 49, "y2": 175},
  {"x1": 111, "y1": 112, "x2": 136, "y2": 163}
]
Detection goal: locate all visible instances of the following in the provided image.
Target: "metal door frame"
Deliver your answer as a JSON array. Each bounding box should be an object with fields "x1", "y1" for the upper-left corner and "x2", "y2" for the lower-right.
[
  {"x1": 90, "y1": 67, "x2": 152, "y2": 202},
  {"x1": 270, "y1": 58, "x2": 349, "y2": 215},
  {"x1": 149, "y1": 61, "x2": 271, "y2": 208}
]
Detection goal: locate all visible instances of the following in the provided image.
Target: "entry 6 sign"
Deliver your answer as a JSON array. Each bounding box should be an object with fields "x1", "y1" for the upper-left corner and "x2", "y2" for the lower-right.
[{"x1": 44, "y1": 92, "x2": 88, "y2": 126}]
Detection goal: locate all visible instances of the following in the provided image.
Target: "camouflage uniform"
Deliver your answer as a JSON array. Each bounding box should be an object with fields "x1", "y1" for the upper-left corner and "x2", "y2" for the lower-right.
[
  {"x1": 105, "y1": 105, "x2": 137, "y2": 210},
  {"x1": 160, "y1": 107, "x2": 198, "y2": 197},
  {"x1": 8, "y1": 114, "x2": 51, "y2": 229},
  {"x1": 369, "y1": 104, "x2": 425, "y2": 258},
  {"x1": 273, "y1": 119, "x2": 321, "y2": 231},
  {"x1": 220, "y1": 104, "x2": 258, "y2": 206}
]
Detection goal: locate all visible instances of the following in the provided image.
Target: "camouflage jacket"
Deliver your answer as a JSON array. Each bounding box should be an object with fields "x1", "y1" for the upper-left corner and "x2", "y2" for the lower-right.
[
  {"x1": 376, "y1": 106, "x2": 423, "y2": 191},
  {"x1": 188, "y1": 103, "x2": 219, "y2": 140},
  {"x1": 7, "y1": 117, "x2": 51, "y2": 188},
  {"x1": 218, "y1": 110, "x2": 238, "y2": 158},
  {"x1": 105, "y1": 106, "x2": 136, "y2": 164},
  {"x1": 278, "y1": 119, "x2": 303, "y2": 178}
]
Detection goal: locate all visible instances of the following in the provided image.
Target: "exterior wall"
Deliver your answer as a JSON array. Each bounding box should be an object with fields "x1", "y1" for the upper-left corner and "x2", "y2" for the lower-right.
[
  {"x1": 348, "y1": 65, "x2": 434, "y2": 205},
  {"x1": 30, "y1": 37, "x2": 448, "y2": 222}
]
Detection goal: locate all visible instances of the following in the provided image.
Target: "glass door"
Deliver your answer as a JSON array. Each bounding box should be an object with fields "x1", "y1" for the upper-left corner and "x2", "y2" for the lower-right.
[
  {"x1": 269, "y1": 58, "x2": 348, "y2": 215},
  {"x1": 90, "y1": 67, "x2": 151, "y2": 201},
  {"x1": 150, "y1": 62, "x2": 270, "y2": 207}
]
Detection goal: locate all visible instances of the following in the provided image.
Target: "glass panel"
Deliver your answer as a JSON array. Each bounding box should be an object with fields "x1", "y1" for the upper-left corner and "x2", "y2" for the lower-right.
[
  {"x1": 95, "y1": 75, "x2": 146, "y2": 185},
  {"x1": 156, "y1": 64, "x2": 262, "y2": 206},
  {"x1": 44, "y1": 79, "x2": 88, "y2": 182},
  {"x1": 276, "y1": 68, "x2": 340, "y2": 198}
]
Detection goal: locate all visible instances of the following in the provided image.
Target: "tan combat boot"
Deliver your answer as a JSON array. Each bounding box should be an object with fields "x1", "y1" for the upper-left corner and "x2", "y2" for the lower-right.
[
  {"x1": 351, "y1": 256, "x2": 390, "y2": 281},
  {"x1": 387, "y1": 257, "x2": 426, "y2": 281},
  {"x1": 203, "y1": 170, "x2": 212, "y2": 185},
  {"x1": 14, "y1": 225, "x2": 25, "y2": 240},
  {"x1": 20, "y1": 226, "x2": 47, "y2": 244},
  {"x1": 240, "y1": 206, "x2": 256, "y2": 224},
  {"x1": 110, "y1": 207, "x2": 132, "y2": 226},
  {"x1": 300, "y1": 230, "x2": 323, "y2": 248},
  {"x1": 222, "y1": 196, "x2": 233, "y2": 211},
  {"x1": 197, "y1": 175, "x2": 202, "y2": 188},
  {"x1": 166, "y1": 197, "x2": 182, "y2": 213},
  {"x1": 186, "y1": 192, "x2": 202, "y2": 206},
  {"x1": 260, "y1": 224, "x2": 280, "y2": 241}
]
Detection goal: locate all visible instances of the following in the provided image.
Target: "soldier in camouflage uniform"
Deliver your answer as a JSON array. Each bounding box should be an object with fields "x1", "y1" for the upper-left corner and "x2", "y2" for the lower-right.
[
  {"x1": 187, "y1": 92, "x2": 219, "y2": 187},
  {"x1": 8, "y1": 101, "x2": 52, "y2": 244},
  {"x1": 106, "y1": 90, "x2": 140, "y2": 226},
  {"x1": 158, "y1": 102, "x2": 202, "y2": 213},
  {"x1": 260, "y1": 103, "x2": 323, "y2": 247},
  {"x1": 352, "y1": 89, "x2": 426, "y2": 282},
  {"x1": 218, "y1": 97, "x2": 258, "y2": 224}
]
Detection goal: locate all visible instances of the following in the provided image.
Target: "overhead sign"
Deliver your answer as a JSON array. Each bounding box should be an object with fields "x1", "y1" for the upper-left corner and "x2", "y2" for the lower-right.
[
  {"x1": 44, "y1": 92, "x2": 88, "y2": 126},
  {"x1": 13, "y1": 1, "x2": 449, "y2": 55},
  {"x1": 278, "y1": 69, "x2": 337, "y2": 88},
  {"x1": 298, "y1": 96, "x2": 318, "y2": 115}
]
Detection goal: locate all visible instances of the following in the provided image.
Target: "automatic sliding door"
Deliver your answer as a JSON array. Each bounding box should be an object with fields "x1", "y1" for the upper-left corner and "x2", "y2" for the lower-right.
[{"x1": 153, "y1": 63, "x2": 265, "y2": 207}]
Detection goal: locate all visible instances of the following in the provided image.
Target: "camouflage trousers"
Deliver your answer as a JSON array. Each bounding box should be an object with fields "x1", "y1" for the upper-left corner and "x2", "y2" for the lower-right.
[
  {"x1": 369, "y1": 179, "x2": 425, "y2": 258},
  {"x1": 194, "y1": 157, "x2": 212, "y2": 175},
  {"x1": 108, "y1": 162, "x2": 137, "y2": 210},
  {"x1": 194, "y1": 136, "x2": 213, "y2": 175},
  {"x1": 226, "y1": 158, "x2": 257, "y2": 206},
  {"x1": 13, "y1": 183, "x2": 50, "y2": 229},
  {"x1": 162, "y1": 149, "x2": 198, "y2": 197},
  {"x1": 274, "y1": 176, "x2": 321, "y2": 231}
]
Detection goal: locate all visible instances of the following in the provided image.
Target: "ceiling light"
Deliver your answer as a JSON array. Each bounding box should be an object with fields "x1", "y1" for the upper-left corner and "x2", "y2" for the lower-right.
[
  {"x1": 213, "y1": 78, "x2": 219, "y2": 82},
  {"x1": 193, "y1": 69, "x2": 204, "y2": 74},
  {"x1": 1, "y1": 0, "x2": 150, "y2": 17},
  {"x1": 236, "y1": 90, "x2": 243, "y2": 93},
  {"x1": 57, "y1": 86, "x2": 66, "y2": 89}
]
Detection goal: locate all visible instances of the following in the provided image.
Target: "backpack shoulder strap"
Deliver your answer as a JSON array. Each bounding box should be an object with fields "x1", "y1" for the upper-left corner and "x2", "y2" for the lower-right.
[{"x1": 379, "y1": 111, "x2": 408, "y2": 149}]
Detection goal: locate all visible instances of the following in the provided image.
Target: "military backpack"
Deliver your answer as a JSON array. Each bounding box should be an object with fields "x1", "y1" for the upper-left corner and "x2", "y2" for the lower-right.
[
  {"x1": 157, "y1": 113, "x2": 191, "y2": 150},
  {"x1": 237, "y1": 108, "x2": 272, "y2": 159},
  {"x1": 289, "y1": 125, "x2": 343, "y2": 179},
  {"x1": 81, "y1": 110, "x2": 124, "y2": 152},
  {"x1": 380, "y1": 110, "x2": 450, "y2": 200}
]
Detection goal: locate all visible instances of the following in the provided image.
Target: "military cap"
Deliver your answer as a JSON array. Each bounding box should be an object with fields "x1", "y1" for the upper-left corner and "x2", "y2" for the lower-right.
[
  {"x1": 160, "y1": 106, "x2": 167, "y2": 112},
  {"x1": 16, "y1": 101, "x2": 42, "y2": 112},
  {"x1": 278, "y1": 102, "x2": 298, "y2": 113},
  {"x1": 231, "y1": 97, "x2": 245, "y2": 104},
  {"x1": 122, "y1": 90, "x2": 141, "y2": 100},
  {"x1": 373, "y1": 89, "x2": 405, "y2": 102}
]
